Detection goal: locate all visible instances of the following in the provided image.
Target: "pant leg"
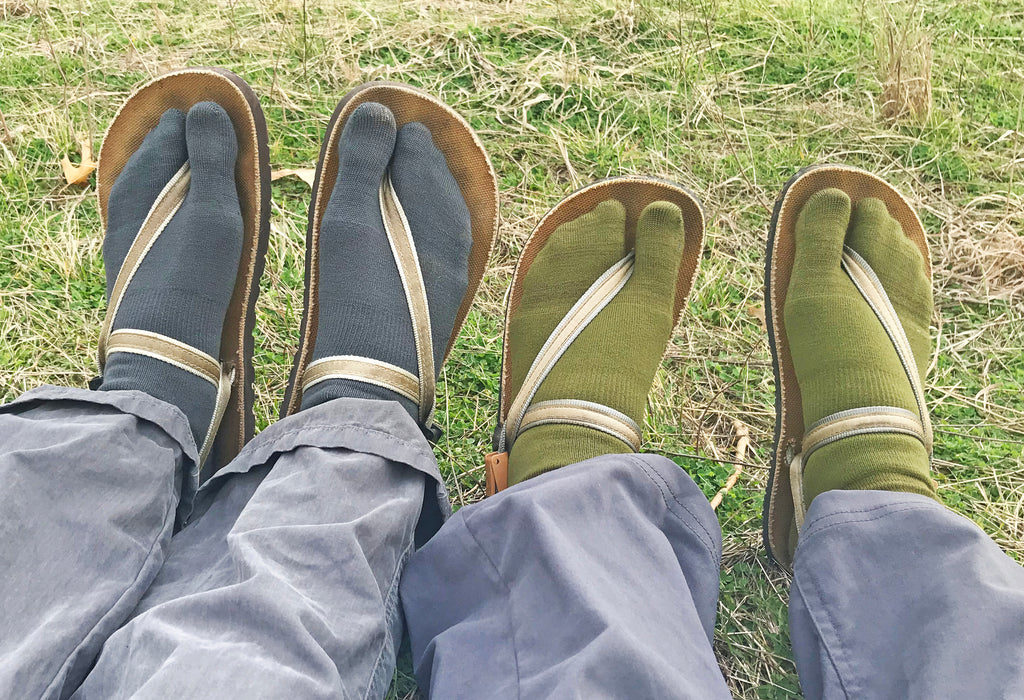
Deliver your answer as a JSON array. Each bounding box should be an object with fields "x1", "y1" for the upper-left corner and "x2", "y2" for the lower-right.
[
  {"x1": 0, "y1": 386, "x2": 197, "y2": 700},
  {"x1": 789, "y1": 489, "x2": 1024, "y2": 699},
  {"x1": 75, "y1": 398, "x2": 449, "y2": 700},
  {"x1": 401, "y1": 453, "x2": 731, "y2": 699}
]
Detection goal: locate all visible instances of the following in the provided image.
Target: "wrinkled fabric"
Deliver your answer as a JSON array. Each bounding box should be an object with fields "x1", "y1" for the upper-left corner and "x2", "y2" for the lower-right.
[
  {"x1": 401, "y1": 454, "x2": 732, "y2": 699},
  {"x1": 403, "y1": 456, "x2": 1024, "y2": 699},
  {"x1": 0, "y1": 387, "x2": 195, "y2": 700},
  {"x1": 0, "y1": 390, "x2": 445, "y2": 700},
  {"x1": 4, "y1": 385, "x2": 1024, "y2": 700},
  {"x1": 789, "y1": 489, "x2": 1024, "y2": 699}
]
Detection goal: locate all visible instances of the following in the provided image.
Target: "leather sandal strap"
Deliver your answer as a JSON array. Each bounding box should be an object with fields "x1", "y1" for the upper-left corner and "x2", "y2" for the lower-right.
[
  {"x1": 198, "y1": 364, "x2": 235, "y2": 467},
  {"x1": 302, "y1": 355, "x2": 420, "y2": 405},
  {"x1": 502, "y1": 253, "x2": 634, "y2": 450},
  {"x1": 484, "y1": 398, "x2": 640, "y2": 498},
  {"x1": 99, "y1": 163, "x2": 191, "y2": 368},
  {"x1": 519, "y1": 399, "x2": 642, "y2": 451},
  {"x1": 105, "y1": 327, "x2": 232, "y2": 466},
  {"x1": 841, "y1": 246, "x2": 933, "y2": 453},
  {"x1": 379, "y1": 172, "x2": 435, "y2": 427}
]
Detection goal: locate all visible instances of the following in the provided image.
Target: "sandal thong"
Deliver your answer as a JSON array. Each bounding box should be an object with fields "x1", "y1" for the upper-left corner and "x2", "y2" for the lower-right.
[
  {"x1": 485, "y1": 176, "x2": 705, "y2": 495},
  {"x1": 762, "y1": 164, "x2": 933, "y2": 568},
  {"x1": 95, "y1": 67, "x2": 272, "y2": 476}
]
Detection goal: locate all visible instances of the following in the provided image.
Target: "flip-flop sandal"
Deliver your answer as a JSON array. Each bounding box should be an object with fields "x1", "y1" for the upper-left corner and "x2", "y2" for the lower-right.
[
  {"x1": 95, "y1": 67, "x2": 272, "y2": 477},
  {"x1": 484, "y1": 176, "x2": 705, "y2": 496},
  {"x1": 279, "y1": 82, "x2": 499, "y2": 434},
  {"x1": 762, "y1": 164, "x2": 933, "y2": 568}
]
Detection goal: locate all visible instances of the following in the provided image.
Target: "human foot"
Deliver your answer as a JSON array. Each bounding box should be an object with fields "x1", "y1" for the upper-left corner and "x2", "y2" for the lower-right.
[
  {"x1": 298, "y1": 102, "x2": 472, "y2": 420},
  {"x1": 99, "y1": 102, "x2": 243, "y2": 456},
  {"x1": 784, "y1": 188, "x2": 935, "y2": 509},
  {"x1": 503, "y1": 199, "x2": 688, "y2": 485}
]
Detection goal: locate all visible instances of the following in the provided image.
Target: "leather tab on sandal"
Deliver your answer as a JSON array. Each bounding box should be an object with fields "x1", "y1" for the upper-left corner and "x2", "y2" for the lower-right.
[{"x1": 485, "y1": 451, "x2": 509, "y2": 496}]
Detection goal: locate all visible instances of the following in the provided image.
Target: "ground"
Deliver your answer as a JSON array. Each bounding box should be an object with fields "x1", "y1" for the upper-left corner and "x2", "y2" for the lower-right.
[{"x1": 1, "y1": 0, "x2": 1022, "y2": 697}]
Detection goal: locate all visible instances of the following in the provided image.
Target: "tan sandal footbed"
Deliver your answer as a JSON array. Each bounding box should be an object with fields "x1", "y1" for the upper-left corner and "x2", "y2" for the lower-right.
[
  {"x1": 762, "y1": 164, "x2": 931, "y2": 569},
  {"x1": 279, "y1": 82, "x2": 499, "y2": 422},
  {"x1": 98, "y1": 67, "x2": 272, "y2": 479}
]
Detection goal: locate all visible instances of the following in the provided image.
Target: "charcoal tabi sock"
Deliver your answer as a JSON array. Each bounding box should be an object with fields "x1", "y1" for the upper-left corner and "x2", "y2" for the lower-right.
[
  {"x1": 299, "y1": 102, "x2": 471, "y2": 420},
  {"x1": 99, "y1": 102, "x2": 243, "y2": 453}
]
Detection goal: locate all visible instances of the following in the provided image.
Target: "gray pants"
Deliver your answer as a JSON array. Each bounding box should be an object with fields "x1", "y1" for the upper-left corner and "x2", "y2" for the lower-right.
[{"x1": 1, "y1": 387, "x2": 1022, "y2": 699}]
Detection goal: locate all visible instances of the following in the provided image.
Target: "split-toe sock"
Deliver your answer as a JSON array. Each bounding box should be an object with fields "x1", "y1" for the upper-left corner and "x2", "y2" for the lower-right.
[
  {"x1": 299, "y1": 102, "x2": 471, "y2": 420},
  {"x1": 784, "y1": 189, "x2": 936, "y2": 505},
  {"x1": 506, "y1": 200, "x2": 687, "y2": 485},
  {"x1": 99, "y1": 102, "x2": 243, "y2": 453}
]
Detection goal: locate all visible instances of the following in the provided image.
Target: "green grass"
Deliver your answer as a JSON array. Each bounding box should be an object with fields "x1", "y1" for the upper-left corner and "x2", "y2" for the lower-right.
[{"x1": 2, "y1": 0, "x2": 1023, "y2": 696}]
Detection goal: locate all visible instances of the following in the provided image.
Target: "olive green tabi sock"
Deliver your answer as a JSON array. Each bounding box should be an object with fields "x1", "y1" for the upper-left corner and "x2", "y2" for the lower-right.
[
  {"x1": 506, "y1": 199, "x2": 686, "y2": 486},
  {"x1": 783, "y1": 189, "x2": 937, "y2": 506}
]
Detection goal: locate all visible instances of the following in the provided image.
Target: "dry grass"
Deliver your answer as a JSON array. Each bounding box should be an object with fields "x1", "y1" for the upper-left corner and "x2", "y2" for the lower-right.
[
  {"x1": 879, "y1": 4, "x2": 933, "y2": 123},
  {"x1": 2, "y1": 0, "x2": 1023, "y2": 697}
]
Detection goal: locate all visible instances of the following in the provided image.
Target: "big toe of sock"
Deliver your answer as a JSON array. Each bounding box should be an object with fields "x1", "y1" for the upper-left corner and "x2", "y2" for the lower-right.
[
  {"x1": 328, "y1": 102, "x2": 397, "y2": 220},
  {"x1": 320, "y1": 102, "x2": 397, "y2": 266},
  {"x1": 105, "y1": 108, "x2": 188, "y2": 294},
  {"x1": 186, "y1": 102, "x2": 239, "y2": 202},
  {"x1": 177, "y1": 101, "x2": 244, "y2": 306},
  {"x1": 845, "y1": 198, "x2": 932, "y2": 373},
  {"x1": 784, "y1": 188, "x2": 853, "y2": 346},
  {"x1": 789, "y1": 188, "x2": 851, "y2": 288},
  {"x1": 631, "y1": 200, "x2": 685, "y2": 303}
]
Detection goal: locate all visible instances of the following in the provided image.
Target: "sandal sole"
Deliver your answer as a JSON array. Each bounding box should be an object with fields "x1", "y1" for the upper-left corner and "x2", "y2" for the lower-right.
[
  {"x1": 98, "y1": 67, "x2": 272, "y2": 479},
  {"x1": 280, "y1": 82, "x2": 499, "y2": 419},
  {"x1": 492, "y1": 175, "x2": 706, "y2": 460},
  {"x1": 762, "y1": 164, "x2": 931, "y2": 568}
]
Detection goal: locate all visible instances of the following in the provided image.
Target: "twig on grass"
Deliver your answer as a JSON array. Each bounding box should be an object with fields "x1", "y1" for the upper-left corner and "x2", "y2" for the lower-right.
[{"x1": 710, "y1": 420, "x2": 750, "y2": 510}]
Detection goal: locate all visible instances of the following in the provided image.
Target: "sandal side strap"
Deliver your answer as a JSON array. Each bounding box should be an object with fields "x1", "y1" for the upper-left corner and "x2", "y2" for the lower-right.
[
  {"x1": 99, "y1": 163, "x2": 191, "y2": 369},
  {"x1": 302, "y1": 355, "x2": 420, "y2": 405},
  {"x1": 197, "y1": 364, "x2": 235, "y2": 467},
  {"x1": 485, "y1": 399, "x2": 641, "y2": 497},
  {"x1": 104, "y1": 327, "x2": 232, "y2": 468},
  {"x1": 789, "y1": 405, "x2": 927, "y2": 528},
  {"x1": 518, "y1": 399, "x2": 641, "y2": 452},
  {"x1": 105, "y1": 329, "x2": 221, "y2": 386},
  {"x1": 802, "y1": 405, "x2": 927, "y2": 462}
]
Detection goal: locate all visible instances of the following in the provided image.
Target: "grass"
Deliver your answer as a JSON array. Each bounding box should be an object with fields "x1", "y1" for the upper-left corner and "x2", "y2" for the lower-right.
[{"x1": 2, "y1": 0, "x2": 1023, "y2": 696}]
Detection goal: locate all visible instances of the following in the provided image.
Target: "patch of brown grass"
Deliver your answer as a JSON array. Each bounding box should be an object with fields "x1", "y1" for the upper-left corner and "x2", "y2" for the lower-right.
[{"x1": 879, "y1": 14, "x2": 933, "y2": 123}]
